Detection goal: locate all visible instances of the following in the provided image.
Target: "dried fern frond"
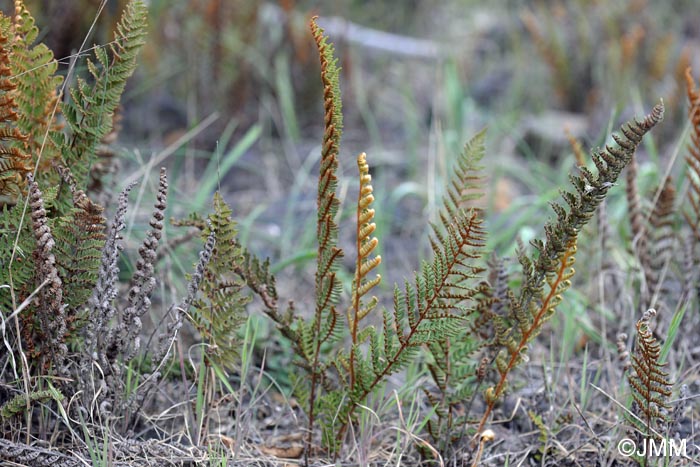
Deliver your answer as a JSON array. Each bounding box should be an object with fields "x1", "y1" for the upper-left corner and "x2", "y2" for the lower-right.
[
  {"x1": 626, "y1": 153, "x2": 650, "y2": 272},
  {"x1": 113, "y1": 168, "x2": 167, "y2": 364},
  {"x1": 645, "y1": 177, "x2": 676, "y2": 311},
  {"x1": 84, "y1": 180, "x2": 136, "y2": 361},
  {"x1": 81, "y1": 179, "x2": 136, "y2": 407},
  {"x1": 27, "y1": 174, "x2": 66, "y2": 372}
]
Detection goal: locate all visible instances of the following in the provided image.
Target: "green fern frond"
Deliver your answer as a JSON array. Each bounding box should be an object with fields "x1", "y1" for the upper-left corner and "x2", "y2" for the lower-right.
[
  {"x1": 189, "y1": 192, "x2": 250, "y2": 370},
  {"x1": 57, "y1": 0, "x2": 147, "y2": 187},
  {"x1": 304, "y1": 16, "x2": 346, "y2": 454},
  {"x1": 51, "y1": 167, "x2": 106, "y2": 311},
  {"x1": 0, "y1": 387, "x2": 64, "y2": 420}
]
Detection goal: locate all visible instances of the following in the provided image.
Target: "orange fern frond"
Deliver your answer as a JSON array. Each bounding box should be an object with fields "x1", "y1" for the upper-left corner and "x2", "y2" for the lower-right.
[{"x1": 0, "y1": 24, "x2": 30, "y2": 197}]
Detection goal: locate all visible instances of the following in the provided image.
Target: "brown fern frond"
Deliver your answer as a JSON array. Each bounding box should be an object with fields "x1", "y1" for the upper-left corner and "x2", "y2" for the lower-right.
[
  {"x1": 83, "y1": 180, "x2": 136, "y2": 387},
  {"x1": 628, "y1": 309, "x2": 672, "y2": 436},
  {"x1": 111, "y1": 168, "x2": 167, "y2": 364},
  {"x1": 683, "y1": 68, "x2": 700, "y2": 242},
  {"x1": 645, "y1": 177, "x2": 676, "y2": 311},
  {"x1": 565, "y1": 127, "x2": 586, "y2": 167},
  {"x1": 9, "y1": 0, "x2": 64, "y2": 174},
  {"x1": 477, "y1": 102, "x2": 664, "y2": 437},
  {"x1": 27, "y1": 174, "x2": 66, "y2": 372},
  {"x1": 616, "y1": 332, "x2": 631, "y2": 374},
  {"x1": 152, "y1": 226, "x2": 216, "y2": 367}
]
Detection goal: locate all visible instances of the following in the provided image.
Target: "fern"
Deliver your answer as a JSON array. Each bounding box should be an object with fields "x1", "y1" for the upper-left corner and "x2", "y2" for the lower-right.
[
  {"x1": 189, "y1": 192, "x2": 250, "y2": 370},
  {"x1": 299, "y1": 16, "x2": 346, "y2": 455},
  {"x1": 683, "y1": 67, "x2": 700, "y2": 244},
  {"x1": 478, "y1": 101, "x2": 665, "y2": 435},
  {"x1": 0, "y1": 18, "x2": 30, "y2": 198},
  {"x1": 0, "y1": 386, "x2": 64, "y2": 421},
  {"x1": 27, "y1": 174, "x2": 66, "y2": 372},
  {"x1": 346, "y1": 152, "x2": 382, "y2": 391},
  {"x1": 56, "y1": 0, "x2": 147, "y2": 188},
  {"x1": 9, "y1": 0, "x2": 63, "y2": 177},
  {"x1": 51, "y1": 167, "x2": 106, "y2": 313},
  {"x1": 422, "y1": 130, "x2": 493, "y2": 451},
  {"x1": 645, "y1": 177, "x2": 676, "y2": 312},
  {"x1": 627, "y1": 308, "x2": 672, "y2": 438}
]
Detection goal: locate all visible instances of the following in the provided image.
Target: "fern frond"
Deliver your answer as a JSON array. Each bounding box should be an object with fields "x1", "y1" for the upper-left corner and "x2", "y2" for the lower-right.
[
  {"x1": 626, "y1": 153, "x2": 650, "y2": 276},
  {"x1": 348, "y1": 152, "x2": 382, "y2": 388},
  {"x1": 52, "y1": 167, "x2": 106, "y2": 312},
  {"x1": 9, "y1": 1, "x2": 63, "y2": 176},
  {"x1": 57, "y1": 0, "x2": 147, "y2": 187},
  {"x1": 83, "y1": 180, "x2": 136, "y2": 378},
  {"x1": 305, "y1": 16, "x2": 346, "y2": 455},
  {"x1": 111, "y1": 168, "x2": 166, "y2": 364},
  {"x1": 0, "y1": 387, "x2": 64, "y2": 420},
  {"x1": 27, "y1": 174, "x2": 66, "y2": 372},
  {"x1": 477, "y1": 102, "x2": 664, "y2": 436},
  {"x1": 645, "y1": 177, "x2": 676, "y2": 311},
  {"x1": 189, "y1": 192, "x2": 250, "y2": 370},
  {"x1": 0, "y1": 20, "x2": 30, "y2": 197},
  {"x1": 683, "y1": 67, "x2": 700, "y2": 243},
  {"x1": 627, "y1": 309, "x2": 672, "y2": 437}
]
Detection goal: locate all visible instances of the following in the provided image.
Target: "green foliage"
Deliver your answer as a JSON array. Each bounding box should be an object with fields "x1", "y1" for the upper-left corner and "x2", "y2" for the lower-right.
[
  {"x1": 56, "y1": 0, "x2": 147, "y2": 188},
  {"x1": 189, "y1": 192, "x2": 250, "y2": 370},
  {"x1": 0, "y1": 386, "x2": 64, "y2": 421}
]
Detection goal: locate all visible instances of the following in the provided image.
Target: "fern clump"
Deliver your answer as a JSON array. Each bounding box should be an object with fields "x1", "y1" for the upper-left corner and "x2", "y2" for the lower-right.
[{"x1": 0, "y1": 3, "x2": 689, "y2": 465}]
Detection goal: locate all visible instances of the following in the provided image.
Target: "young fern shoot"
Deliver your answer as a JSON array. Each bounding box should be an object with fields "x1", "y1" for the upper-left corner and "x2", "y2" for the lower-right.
[{"x1": 348, "y1": 152, "x2": 382, "y2": 390}]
